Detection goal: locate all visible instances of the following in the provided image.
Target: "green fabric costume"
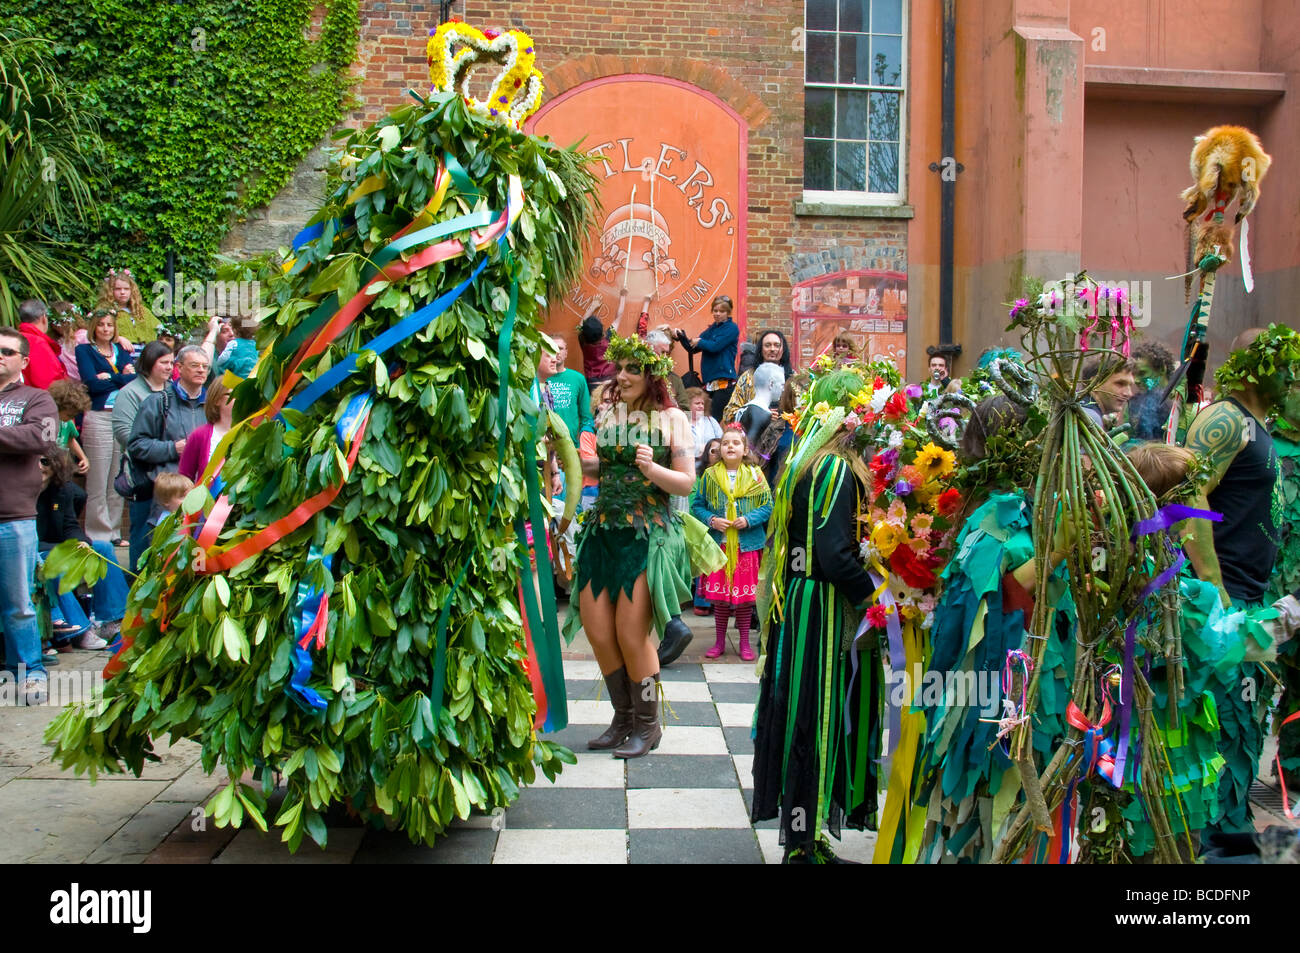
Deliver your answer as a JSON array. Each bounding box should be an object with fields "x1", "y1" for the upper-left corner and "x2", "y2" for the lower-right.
[
  {"x1": 915, "y1": 490, "x2": 1077, "y2": 864},
  {"x1": 564, "y1": 420, "x2": 717, "y2": 641},
  {"x1": 1267, "y1": 431, "x2": 1300, "y2": 789}
]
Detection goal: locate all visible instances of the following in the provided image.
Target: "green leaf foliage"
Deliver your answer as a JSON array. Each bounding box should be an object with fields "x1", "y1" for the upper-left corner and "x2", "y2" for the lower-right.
[{"x1": 44, "y1": 89, "x2": 601, "y2": 849}]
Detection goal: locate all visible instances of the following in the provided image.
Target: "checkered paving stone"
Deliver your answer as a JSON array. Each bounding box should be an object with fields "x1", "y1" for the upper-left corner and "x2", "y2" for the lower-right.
[
  {"x1": 487, "y1": 660, "x2": 880, "y2": 863},
  {"x1": 143, "y1": 660, "x2": 881, "y2": 863}
]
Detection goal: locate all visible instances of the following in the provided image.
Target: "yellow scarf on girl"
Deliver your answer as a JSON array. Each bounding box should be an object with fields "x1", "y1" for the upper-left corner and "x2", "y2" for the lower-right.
[{"x1": 702, "y1": 461, "x2": 770, "y2": 583}]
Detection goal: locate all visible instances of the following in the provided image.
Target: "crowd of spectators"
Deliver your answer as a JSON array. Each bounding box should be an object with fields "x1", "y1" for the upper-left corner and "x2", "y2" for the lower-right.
[{"x1": 1, "y1": 271, "x2": 260, "y2": 703}]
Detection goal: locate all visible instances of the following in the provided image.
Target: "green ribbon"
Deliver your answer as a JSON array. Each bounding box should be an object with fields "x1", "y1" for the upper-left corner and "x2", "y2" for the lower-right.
[
  {"x1": 516, "y1": 433, "x2": 568, "y2": 731},
  {"x1": 429, "y1": 259, "x2": 520, "y2": 722}
]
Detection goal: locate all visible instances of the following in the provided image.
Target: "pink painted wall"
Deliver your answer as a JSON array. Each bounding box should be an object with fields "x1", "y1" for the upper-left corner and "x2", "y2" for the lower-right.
[
  {"x1": 1072, "y1": 0, "x2": 1265, "y2": 72},
  {"x1": 936, "y1": 0, "x2": 1298, "y2": 364},
  {"x1": 1075, "y1": 0, "x2": 1298, "y2": 354}
]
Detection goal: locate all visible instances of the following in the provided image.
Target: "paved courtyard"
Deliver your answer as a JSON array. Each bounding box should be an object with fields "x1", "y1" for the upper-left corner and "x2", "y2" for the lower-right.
[{"x1": 2, "y1": 615, "x2": 1294, "y2": 864}]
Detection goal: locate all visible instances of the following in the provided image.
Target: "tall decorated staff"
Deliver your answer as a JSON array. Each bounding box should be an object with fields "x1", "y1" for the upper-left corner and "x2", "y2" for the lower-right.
[
  {"x1": 43, "y1": 24, "x2": 601, "y2": 849},
  {"x1": 1167, "y1": 126, "x2": 1271, "y2": 442},
  {"x1": 989, "y1": 274, "x2": 1189, "y2": 863}
]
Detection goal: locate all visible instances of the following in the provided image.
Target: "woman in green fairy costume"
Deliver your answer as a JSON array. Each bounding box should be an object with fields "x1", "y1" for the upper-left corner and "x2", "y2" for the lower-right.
[{"x1": 566, "y1": 332, "x2": 716, "y2": 758}]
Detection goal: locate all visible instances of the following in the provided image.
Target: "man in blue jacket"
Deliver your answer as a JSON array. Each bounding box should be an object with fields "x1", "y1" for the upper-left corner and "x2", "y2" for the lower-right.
[{"x1": 676, "y1": 295, "x2": 738, "y2": 422}]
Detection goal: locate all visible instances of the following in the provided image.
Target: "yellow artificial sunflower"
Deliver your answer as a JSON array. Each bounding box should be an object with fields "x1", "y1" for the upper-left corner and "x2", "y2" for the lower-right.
[{"x1": 913, "y1": 442, "x2": 956, "y2": 481}]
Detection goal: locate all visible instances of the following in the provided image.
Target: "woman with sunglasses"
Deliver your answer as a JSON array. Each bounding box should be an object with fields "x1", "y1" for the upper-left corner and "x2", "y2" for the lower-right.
[{"x1": 564, "y1": 333, "x2": 703, "y2": 757}]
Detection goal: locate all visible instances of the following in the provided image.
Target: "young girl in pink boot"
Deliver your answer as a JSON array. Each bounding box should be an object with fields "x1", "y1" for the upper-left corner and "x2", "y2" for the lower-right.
[{"x1": 692, "y1": 425, "x2": 773, "y2": 661}]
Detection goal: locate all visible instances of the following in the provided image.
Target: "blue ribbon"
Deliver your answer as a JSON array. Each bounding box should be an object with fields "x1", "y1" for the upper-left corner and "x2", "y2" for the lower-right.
[
  {"x1": 288, "y1": 544, "x2": 334, "y2": 711},
  {"x1": 283, "y1": 254, "x2": 491, "y2": 417},
  {"x1": 865, "y1": 570, "x2": 905, "y2": 764},
  {"x1": 1131, "y1": 504, "x2": 1221, "y2": 538}
]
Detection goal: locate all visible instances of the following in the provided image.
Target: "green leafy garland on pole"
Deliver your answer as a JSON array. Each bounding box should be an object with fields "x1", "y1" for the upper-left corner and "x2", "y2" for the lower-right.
[
  {"x1": 992, "y1": 274, "x2": 1187, "y2": 863},
  {"x1": 44, "y1": 32, "x2": 601, "y2": 847}
]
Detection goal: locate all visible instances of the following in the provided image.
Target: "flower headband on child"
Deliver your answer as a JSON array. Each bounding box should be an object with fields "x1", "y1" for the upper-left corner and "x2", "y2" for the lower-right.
[
  {"x1": 107, "y1": 268, "x2": 133, "y2": 280},
  {"x1": 605, "y1": 331, "x2": 674, "y2": 380}
]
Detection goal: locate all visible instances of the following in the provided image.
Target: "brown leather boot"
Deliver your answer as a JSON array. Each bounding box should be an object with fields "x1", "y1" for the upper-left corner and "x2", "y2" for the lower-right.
[
  {"x1": 588, "y1": 667, "x2": 634, "y2": 750},
  {"x1": 613, "y1": 673, "x2": 662, "y2": 759}
]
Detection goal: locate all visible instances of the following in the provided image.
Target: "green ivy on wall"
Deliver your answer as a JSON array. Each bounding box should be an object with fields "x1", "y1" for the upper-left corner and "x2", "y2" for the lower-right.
[{"x1": 7, "y1": 0, "x2": 358, "y2": 296}]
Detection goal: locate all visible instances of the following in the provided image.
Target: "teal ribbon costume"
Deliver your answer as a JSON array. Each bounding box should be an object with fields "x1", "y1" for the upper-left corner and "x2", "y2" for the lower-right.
[
  {"x1": 751, "y1": 454, "x2": 883, "y2": 851},
  {"x1": 914, "y1": 490, "x2": 1077, "y2": 863}
]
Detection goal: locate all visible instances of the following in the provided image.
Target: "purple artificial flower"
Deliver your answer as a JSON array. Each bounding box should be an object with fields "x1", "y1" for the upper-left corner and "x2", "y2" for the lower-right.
[
  {"x1": 905, "y1": 383, "x2": 922, "y2": 399},
  {"x1": 878, "y1": 447, "x2": 900, "y2": 469},
  {"x1": 894, "y1": 480, "x2": 913, "y2": 496},
  {"x1": 1008, "y1": 297, "x2": 1028, "y2": 318}
]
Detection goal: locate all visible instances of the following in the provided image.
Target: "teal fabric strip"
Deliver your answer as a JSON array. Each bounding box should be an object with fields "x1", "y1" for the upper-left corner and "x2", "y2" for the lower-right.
[
  {"x1": 430, "y1": 263, "x2": 520, "y2": 720},
  {"x1": 521, "y1": 430, "x2": 568, "y2": 731}
]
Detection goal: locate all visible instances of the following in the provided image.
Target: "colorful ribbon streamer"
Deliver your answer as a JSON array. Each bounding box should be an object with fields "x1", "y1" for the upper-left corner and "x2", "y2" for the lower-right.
[
  {"x1": 1059, "y1": 694, "x2": 1119, "y2": 863},
  {"x1": 864, "y1": 567, "x2": 904, "y2": 763},
  {"x1": 288, "y1": 544, "x2": 333, "y2": 711}
]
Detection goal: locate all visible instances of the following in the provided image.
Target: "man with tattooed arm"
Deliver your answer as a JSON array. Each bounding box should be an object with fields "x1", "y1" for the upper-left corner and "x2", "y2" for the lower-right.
[{"x1": 1181, "y1": 324, "x2": 1300, "y2": 839}]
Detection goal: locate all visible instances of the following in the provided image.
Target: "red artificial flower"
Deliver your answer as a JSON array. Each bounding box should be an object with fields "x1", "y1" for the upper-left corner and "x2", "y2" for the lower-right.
[
  {"x1": 884, "y1": 390, "x2": 908, "y2": 419},
  {"x1": 866, "y1": 603, "x2": 891, "y2": 629},
  {"x1": 889, "y1": 544, "x2": 938, "y2": 590},
  {"x1": 934, "y1": 487, "x2": 963, "y2": 517}
]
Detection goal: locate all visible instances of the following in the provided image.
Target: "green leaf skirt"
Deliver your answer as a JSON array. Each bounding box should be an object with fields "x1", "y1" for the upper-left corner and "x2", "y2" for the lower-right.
[{"x1": 564, "y1": 512, "x2": 722, "y2": 641}]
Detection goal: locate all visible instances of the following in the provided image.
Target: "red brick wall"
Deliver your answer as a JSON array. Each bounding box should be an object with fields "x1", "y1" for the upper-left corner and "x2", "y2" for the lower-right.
[{"x1": 350, "y1": 1, "x2": 913, "y2": 371}]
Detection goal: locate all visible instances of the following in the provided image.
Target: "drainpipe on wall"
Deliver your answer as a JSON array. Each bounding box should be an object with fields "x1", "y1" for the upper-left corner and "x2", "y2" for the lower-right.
[{"x1": 927, "y1": 0, "x2": 962, "y2": 370}]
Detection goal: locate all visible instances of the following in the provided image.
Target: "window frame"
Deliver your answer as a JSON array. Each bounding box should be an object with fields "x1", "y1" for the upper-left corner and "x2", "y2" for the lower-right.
[{"x1": 801, "y1": 0, "x2": 909, "y2": 207}]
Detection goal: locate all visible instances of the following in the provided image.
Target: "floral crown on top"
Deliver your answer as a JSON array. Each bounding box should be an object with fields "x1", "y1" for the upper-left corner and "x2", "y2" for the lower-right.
[
  {"x1": 604, "y1": 331, "x2": 674, "y2": 380},
  {"x1": 427, "y1": 21, "x2": 545, "y2": 127}
]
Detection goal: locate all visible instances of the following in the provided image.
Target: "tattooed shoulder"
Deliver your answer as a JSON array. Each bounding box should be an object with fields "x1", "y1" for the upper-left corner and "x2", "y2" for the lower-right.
[{"x1": 1185, "y1": 402, "x2": 1248, "y2": 472}]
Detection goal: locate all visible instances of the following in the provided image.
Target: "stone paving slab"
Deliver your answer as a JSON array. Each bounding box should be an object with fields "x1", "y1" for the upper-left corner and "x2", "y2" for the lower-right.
[
  {"x1": 84, "y1": 801, "x2": 196, "y2": 864},
  {"x1": 493, "y1": 828, "x2": 627, "y2": 864},
  {"x1": 213, "y1": 826, "x2": 367, "y2": 864},
  {"x1": 0, "y1": 778, "x2": 169, "y2": 863}
]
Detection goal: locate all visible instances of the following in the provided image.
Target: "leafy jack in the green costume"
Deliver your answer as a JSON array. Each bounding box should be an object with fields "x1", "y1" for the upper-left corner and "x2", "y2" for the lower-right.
[{"x1": 43, "y1": 69, "x2": 601, "y2": 849}]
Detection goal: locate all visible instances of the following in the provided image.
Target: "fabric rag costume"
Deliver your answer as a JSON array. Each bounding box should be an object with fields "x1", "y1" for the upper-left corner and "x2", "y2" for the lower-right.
[
  {"x1": 752, "y1": 452, "x2": 881, "y2": 857},
  {"x1": 915, "y1": 490, "x2": 1077, "y2": 863}
]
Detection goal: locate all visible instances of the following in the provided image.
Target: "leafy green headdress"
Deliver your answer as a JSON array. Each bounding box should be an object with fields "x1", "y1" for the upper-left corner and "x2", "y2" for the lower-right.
[
  {"x1": 1214, "y1": 322, "x2": 1300, "y2": 413},
  {"x1": 605, "y1": 331, "x2": 674, "y2": 380}
]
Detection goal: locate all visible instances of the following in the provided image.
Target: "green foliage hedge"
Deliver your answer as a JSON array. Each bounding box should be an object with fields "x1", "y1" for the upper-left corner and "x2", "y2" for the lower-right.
[{"x1": 6, "y1": 0, "x2": 358, "y2": 292}]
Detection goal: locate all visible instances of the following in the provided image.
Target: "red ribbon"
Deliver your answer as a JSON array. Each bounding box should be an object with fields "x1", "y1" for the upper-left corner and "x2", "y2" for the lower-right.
[{"x1": 195, "y1": 413, "x2": 370, "y2": 574}]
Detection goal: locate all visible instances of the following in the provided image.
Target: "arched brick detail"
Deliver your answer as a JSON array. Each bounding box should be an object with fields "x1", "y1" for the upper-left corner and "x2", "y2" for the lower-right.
[{"x1": 544, "y1": 55, "x2": 771, "y2": 129}]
